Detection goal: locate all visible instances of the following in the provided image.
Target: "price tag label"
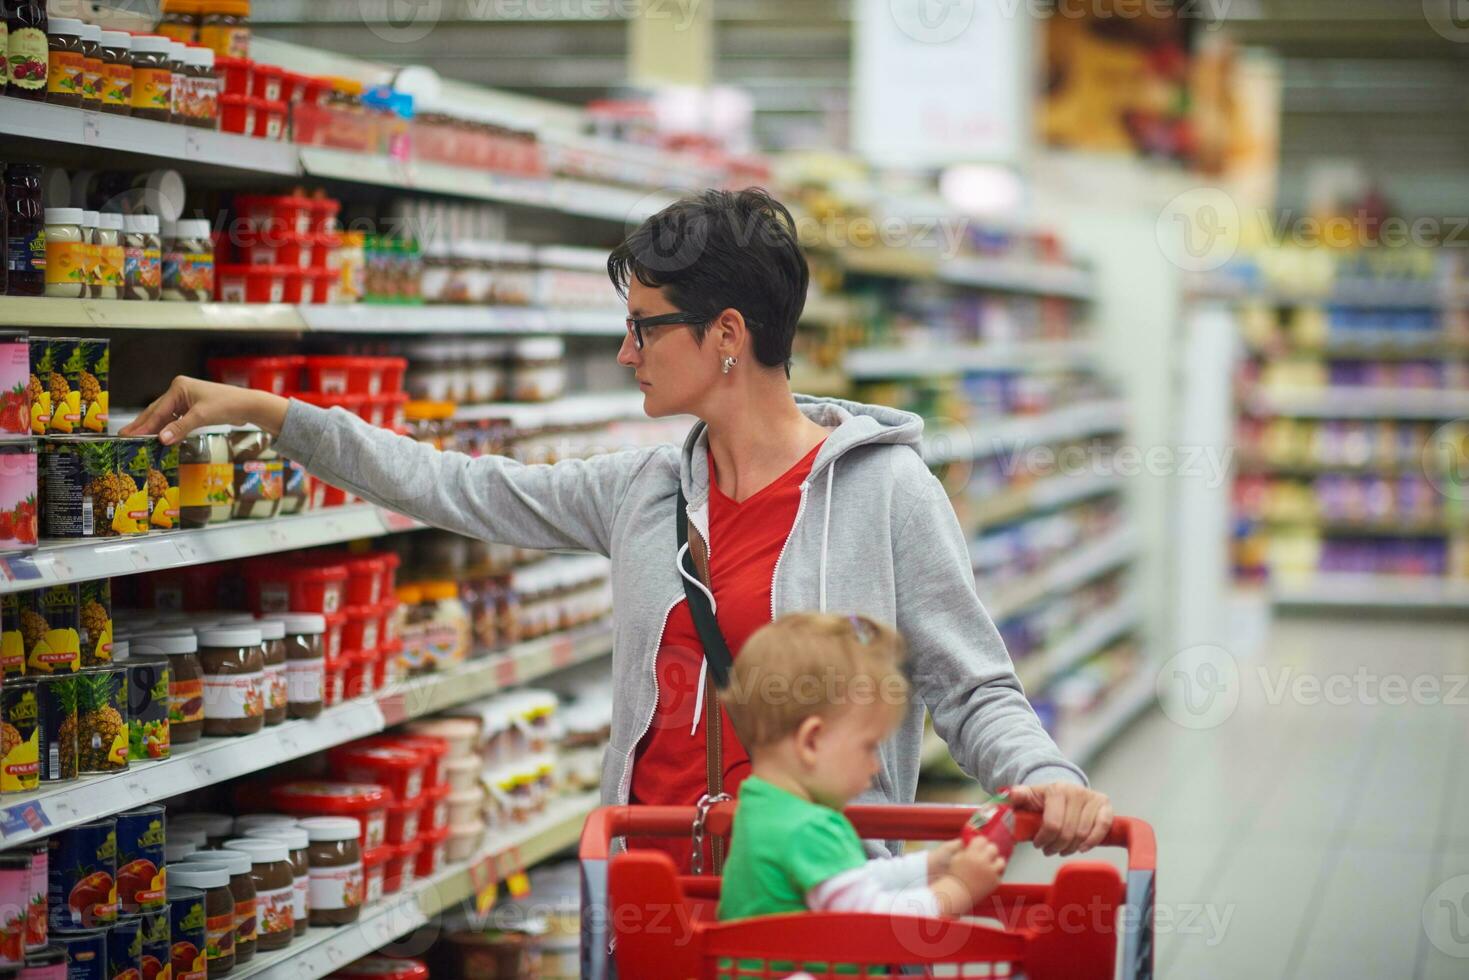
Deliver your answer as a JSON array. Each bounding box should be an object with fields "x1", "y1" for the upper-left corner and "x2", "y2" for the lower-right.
[
  {"x1": 268, "y1": 526, "x2": 292, "y2": 549},
  {"x1": 82, "y1": 113, "x2": 102, "y2": 145},
  {"x1": 467, "y1": 857, "x2": 498, "y2": 914},
  {"x1": 128, "y1": 548, "x2": 154, "y2": 571},
  {"x1": 184, "y1": 130, "x2": 203, "y2": 160},
  {"x1": 174, "y1": 539, "x2": 199, "y2": 563},
  {"x1": 378, "y1": 509, "x2": 418, "y2": 533},
  {"x1": 277, "y1": 728, "x2": 301, "y2": 757},
  {"x1": 550, "y1": 637, "x2": 575, "y2": 671},
  {"x1": 125, "y1": 778, "x2": 149, "y2": 802},
  {"x1": 494, "y1": 657, "x2": 516, "y2": 689},
  {"x1": 189, "y1": 758, "x2": 214, "y2": 784},
  {"x1": 48, "y1": 553, "x2": 73, "y2": 581},
  {"x1": 377, "y1": 693, "x2": 407, "y2": 728},
  {"x1": 325, "y1": 942, "x2": 347, "y2": 965}
]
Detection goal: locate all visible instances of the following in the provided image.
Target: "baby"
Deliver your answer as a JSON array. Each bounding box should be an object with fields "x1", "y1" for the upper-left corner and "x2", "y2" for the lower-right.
[{"x1": 716, "y1": 612, "x2": 1006, "y2": 923}]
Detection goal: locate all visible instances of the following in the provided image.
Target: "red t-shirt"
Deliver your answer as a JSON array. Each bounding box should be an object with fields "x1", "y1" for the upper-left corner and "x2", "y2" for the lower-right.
[{"x1": 630, "y1": 440, "x2": 824, "y2": 870}]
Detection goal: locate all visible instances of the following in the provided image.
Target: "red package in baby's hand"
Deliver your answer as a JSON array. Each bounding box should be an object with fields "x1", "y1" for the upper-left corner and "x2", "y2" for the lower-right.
[{"x1": 961, "y1": 793, "x2": 1016, "y2": 861}]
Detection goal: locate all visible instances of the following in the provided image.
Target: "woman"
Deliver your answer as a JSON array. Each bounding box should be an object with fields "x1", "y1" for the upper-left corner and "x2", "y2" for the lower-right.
[{"x1": 123, "y1": 188, "x2": 1110, "y2": 864}]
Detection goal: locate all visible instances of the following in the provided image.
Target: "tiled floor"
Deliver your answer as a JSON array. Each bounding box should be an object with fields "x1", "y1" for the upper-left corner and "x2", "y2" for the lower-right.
[{"x1": 928, "y1": 612, "x2": 1469, "y2": 978}]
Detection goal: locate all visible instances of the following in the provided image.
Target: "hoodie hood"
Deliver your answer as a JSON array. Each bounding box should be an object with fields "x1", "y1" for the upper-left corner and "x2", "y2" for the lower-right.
[{"x1": 677, "y1": 394, "x2": 926, "y2": 507}]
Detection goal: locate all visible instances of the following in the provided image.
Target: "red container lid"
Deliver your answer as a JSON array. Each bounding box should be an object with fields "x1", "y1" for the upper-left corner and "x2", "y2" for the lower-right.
[
  {"x1": 215, "y1": 56, "x2": 253, "y2": 72},
  {"x1": 294, "y1": 391, "x2": 368, "y2": 414},
  {"x1": 309, "y1": 197, "x2": 341, "y2": 215},
  {"x1": 394, "y1": 839, "x2": 422, "y2": 861},
  {"x1": 306, "y1": 355, "x2": 370, "y2": 370},
  {"x1": 384, "y1": 793, "x2": 421, "y2": 818},
  {"x1": 423, "y1": 782, "x2": 451, "y2": 803},
  {"x1": 253, "y1": 63, "x2": 286, "y2": 79},
  {"x1": 330, "y1": 956, "x2": 430, "y2": 980},
  {"x1": 313, "y1": 231, "x2": 343, "y2": 248},
  {"x1": 284, "y1": 563, "x2": 349, "y2": 585},
  {"x1": 417, "y1": 824, "x2": 450, "y2": 844},
  {"x1": 208, "y1": 355, "x2": 303, "y2": 372},
  {"x1": 220, "y1": 92, "x2": 253, "y2": 108},
  {"x1": 262, "y1": 99, "x2": 288, "y2": 115},
  {"x1": 378, "y1": 553, "x2": 401, "y2": 572},
  {"x1": 238, "y1": 193, "x2": 314, "y2": 210},
  {"x1": 359, "y1": 733, "x2": 445, "y2": 766},
  {"x1": 343, "y1": 603, "x2": 375, "y2": 621},
  {"x1": 333, "y1": 742, "x2": 426, "y2": 772},
  {"x1": 362, "y1": 844, "x2": 392, "y2": 871},
  {"x1": 270, "y1": 780, "x2": 394, "y2": 814}
]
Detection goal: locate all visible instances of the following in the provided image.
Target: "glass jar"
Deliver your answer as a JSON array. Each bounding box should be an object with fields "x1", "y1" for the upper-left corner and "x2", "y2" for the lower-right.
[
  {"x1": 80, "y1": 210, "x2": 100, "y2": 299},
  {"x1": 419, "y1": 581, "x2": 469, "y2": 672},
  {"x1": 257, "y1": 617, "x2": 288, "y2": 726},
  {"x1": 243, "y1": 825, "x2": 309, "y2": 938},
  {"x1": 229, "y1": 427, "x2": 281, "y2": 520},
  {"x1": 157, "y1": 0, "x2": 202, "y2": 44},
  {"x1": 200, "y1": 0, "x2": 251, "y2": 60},
  {"x1": 299, "y1": 817, "x2": 362, "y2": 927},
  {"x1": 166, "y1": 865, "x2": 235, "y2": 977},
  {"x1": 132, "y1": 631, "x2": 204, "y2": 744},
  {"x1": 6, "y1": 2, "x2": 48, "y2": 101},
  {"x1": 220, "y1": 839, "x2": 293, "y2": 952},
  {"x1": 162, "y1": 218, "x2": 214, "y2": 301},
  {"x1": 281, "y1": 612, "x2": 325, "y2": 720},
  {"x1": 98, "y1": 31, "x2": 133, "y2": 116},
  {"x1": 128, "y1": 34, "x2": 173, "y2": 121},
  {"x1": 186, "y1": 45, "x2": 218, "y2": 128},
  {"x1": 178, "y1": 425, "x2": 233, "y2": 527},
  {"x1": 168, "y1": 40, "x2": 188, "y2": 124},
  {"x1": 509, "y1": 337, "x2": 566, "y2": 402},
  {"x1": 198, "y1": 626, "x2": 265, "y2": 737},
  {"x1": 79, "y1": 23, "x2": 103, "y2": 110},
  {"x1": 45, "y1": 17, "x2": 83, "y2": 108},
  {"x1": 5, "y1": 164, "x2": 45, "y2": 296},
  {"x1": 43, "y1": 207, "x2": 85, "y2": 299},
  {"x1": 180, "y1": 849, "x2": 256, "y2": 964},
  {"x1": 95, "y1": 213, "x2": 125, "y2": 300},
  {"x1": 123, "y1": 214, "x2": 162, "y2": 300}
]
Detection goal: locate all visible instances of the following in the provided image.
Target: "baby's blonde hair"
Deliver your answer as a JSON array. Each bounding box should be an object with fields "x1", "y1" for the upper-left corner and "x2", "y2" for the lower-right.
[{"x1": 720, "y1": 612, "x2": 909, "y2": 751}]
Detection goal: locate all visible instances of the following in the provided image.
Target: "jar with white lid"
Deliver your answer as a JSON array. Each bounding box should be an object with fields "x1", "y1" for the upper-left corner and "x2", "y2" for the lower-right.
[
  {"x1": 81, "y1": 210, "x2": 101, "y2": 298},
  {"x1": 485, "y1": 241, "x2": 536, "y2": 306},
  {"x1": 123, "y1": 213, "x2": 163, "y2": 301},
  {"x1": 43, "y1": 208, "x2": 87, "y2": 298},
  {"x1": 465, "y1": 339, "x2": 508, "y2": 403},
  {"x1": 509, "y1": 337, "x2": 565, "y2": 402},
  {"x1": 419, "y1": 239, "x2": 454, "y2": 304},
  {"x1": 403, "y1": 340, "x2": 456, "y2": 402},
  {"x1": 95, "y1": 212, "x2": 125, "y2": 300},
  {"x1": 162, "y1": 218, "x2": 215, "y2": 302}
]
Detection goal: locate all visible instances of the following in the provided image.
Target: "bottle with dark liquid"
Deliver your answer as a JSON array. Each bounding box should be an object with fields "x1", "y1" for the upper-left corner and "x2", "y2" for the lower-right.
[
  {"x1": 5, "y1": 163, "x2": 45, "y2": 295},
  {"x1": 4, "y1": 0, "x2": 48, "y2": 101}
]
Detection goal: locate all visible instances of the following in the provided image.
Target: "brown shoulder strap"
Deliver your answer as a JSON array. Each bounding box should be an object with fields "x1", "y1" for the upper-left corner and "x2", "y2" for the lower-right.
[{"x1": 686, "y1": 518, "x2": 727, "y2": 874}]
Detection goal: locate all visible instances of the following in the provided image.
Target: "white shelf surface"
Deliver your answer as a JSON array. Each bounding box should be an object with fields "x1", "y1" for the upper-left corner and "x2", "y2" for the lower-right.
[
  {"x1": 235, "y1": 791, "x2": 600, "y2": 980},
  {"x1": 1187, "y1": 274, "x2": 1452, "y2": 309},
  {"x1": 845, "y1": 341, "x2": 1098, "y2": 380},
  {"x1": 1271, "y1": 574, "x2": 1469, "y2": 609},
  {"x1": 0, "y1": 625, "x2": 612, "y2": 847},
  {"x1": 923, "y1": 400, "x2": 1128, "y2": 466},
  {"x1": 0, "y1": 505, "x2": 424, "y2": 594},
  {"x1": 938, "y1": 257, "x2": 1096, "y2": 301},
  {"x1": 1015, "y1": 596, "x2": 1141, "y2": 693},
  {"x1": 983, "y1": 526, "x2": 1139, "y2": 622},
  {"x1": 963, "y1": 473, "x2": 1125, "y2": 534},
  {"x1": 0, "y1": 297, "x2": 624, "y2": 337},
  {"x1": 1248, "y1": 386, "x2": 1469, "y2": 420},
  {"x1": 453, "y1": 390, "x2": 647, "y2": 427}
]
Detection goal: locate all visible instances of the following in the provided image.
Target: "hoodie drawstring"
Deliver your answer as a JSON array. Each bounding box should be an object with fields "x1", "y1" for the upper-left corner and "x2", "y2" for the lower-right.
[
  {"x1": 677, "y1": 540, "x2": 717, "y2": 735},
  {"x1": 819, "y1": 460, "x2": 836, "y2": 613}
]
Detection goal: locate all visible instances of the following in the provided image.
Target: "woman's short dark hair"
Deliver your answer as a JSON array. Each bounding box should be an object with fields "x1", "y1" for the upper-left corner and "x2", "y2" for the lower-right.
[{"x1": 607, "y1": 188, "x2": 808, "y2": 373}]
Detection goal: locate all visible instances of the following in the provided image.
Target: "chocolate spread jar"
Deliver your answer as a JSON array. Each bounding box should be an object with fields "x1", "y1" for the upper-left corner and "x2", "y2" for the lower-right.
[
  {"x1": 280, "y1": 612, "x2": 325, "y2": 720},
  {"x1": 255, "y1": 618, "x2": 288, "y2": 726},
  {"x1": 166, "y1": 864, "x2": 234, "y2": 976},
  {"x1": 179, "y1": 849, "x2": 255, "y2": 964},
  {"x1": 243, "y1": 824, "x2": 309, "y2": 937},
  {"x1": 298, "y1": 818, "x2": 362, "y2": 927},
  {"x1": 198, "y1": 626, "x2": 265, "y2": 737},
  {"x1": 221, "y1": 839, "x2": 293, "y2": 951}
]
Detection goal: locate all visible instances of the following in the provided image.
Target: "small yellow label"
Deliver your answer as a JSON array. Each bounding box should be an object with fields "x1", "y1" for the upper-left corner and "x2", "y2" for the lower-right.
[
  {"x1": 132, "y1": 66, "x2": 172, "y2": 112},
  {"x1": 45, "y1": 240, "x2": 89, "y2": 286}
]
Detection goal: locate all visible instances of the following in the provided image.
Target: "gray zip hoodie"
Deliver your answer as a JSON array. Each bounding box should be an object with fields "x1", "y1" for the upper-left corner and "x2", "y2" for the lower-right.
[{"x1": 275, "y1": 394, "x2": 1085, "y2": 813}]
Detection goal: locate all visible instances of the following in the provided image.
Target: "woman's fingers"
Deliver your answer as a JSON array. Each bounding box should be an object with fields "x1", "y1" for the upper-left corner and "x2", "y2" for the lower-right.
[{"x1": 119, "y1": 378, "x2": 190, "y2": 437}]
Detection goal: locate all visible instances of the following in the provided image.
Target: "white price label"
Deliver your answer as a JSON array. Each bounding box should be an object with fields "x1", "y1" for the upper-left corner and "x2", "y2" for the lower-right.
[
  {"x1": 189, "y1": 758, "x2": 214, "y2": 783},
  {"x1": 82, "y1": 113, "x2": 102, "y2": 144},
  {"x1": 125, "y1": 778, "x2": 149, "y2": 802},
  {"x1": 269, "y1": 527, "x2": 291, "y2": 548},
  {"x1": 175, "y1": 539, "x2": 199, "y2": 563},
  {"x1": 326, "y1": 943, "x2": 347, "y2": 965},
  {"x1": 184, "y1": 130, "x2": 203, "y2": 159},
  {"x1": 277, "y1": 729, "x2": 301, "y2": 756},
  {"x1": 128, "y1": 549, "x2": 154, "y2": 570}
]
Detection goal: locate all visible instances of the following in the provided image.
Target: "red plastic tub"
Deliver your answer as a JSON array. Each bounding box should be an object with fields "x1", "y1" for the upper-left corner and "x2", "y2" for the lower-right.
[
  {"x1": 312, "y1": 476, "x2": 349, "y2": 509},
  {"x1": 331, "y1": 743, "x2": 428, "y2": 806},
  {"x1": 363, "y1": 844, "x2": 390, "y2": 905},
  {"x1": 383, "y1": 793, "x2": 422, "y2": 847},
  {"x1": 247, "y1": 559, "x2": 349, "y2": 615},
  {"x1": 279, "y1": 268, "x2": 313, "y2": 304},
  {"x1": 379, "y1": 357, "x2": 408, "y2": 394},
  {"x1": 332, "y1": 958, "x2": 429, "y2": 980},
  {"x1": 237, "y1": 194, "x2": 314, "y2": 237},
  {"x1": 373, "y1": 600, "x2": 398, "y2": 650},
  {"x1": 342, "y1": 647, "x2": 371, "y2": 699},
  {"x1": 323, "y1": 610, "x2": 347, "y2": 663},
  {"x1": 419, "y1": 783, "x2": 451, "y2": 833},
  {"x1": 308, "y1": 197, "x2": 341, "y2": 235},
  {"x1": 220, "y1": 92, "x2": 257, "y2": 135},
  {"x1": 215, "y1": 56, "x2": 253, "y2": 97},
  {"x1": 377, "y1": 553, "x2": 401, "y2": 603},
  {"x1": 304, "y1": 356, "x2": 392, "y2": 396},
  {"x1": 312, "y1": 267, "x2": 339, "y2": 305},
  {"x1": 375, "y1": 638, "x2": 401, "y2": 690},
  {"x1": 249, "y1": 62, "x2": 285, "y2": 102},
  {"x1": 217, "y1": 263, "x2": 288, "y2": 304},
  {"x1": 253, "y1": 99, "x2": 289, "y2": 141},
  {"x1": 271, "y1": 781, "x2": 394, "y2": 850},
  {"x1": 296, "y1": 75, "x2": 330, "y2": 107},
  {"x1": 336, "y1": 554, "x2": 388, "y2": 607},
  {"x1": 206, "y1": 355, "x2": 304, "y2": 395},
  {"x1": 324, "y1": 647, "x2": 347, "y2": 707},
  {"x1": 280, "y1": 71, "x2": 309, "y2": 104},
  {"x1": 413, "y1": 826, "x2": 449, "y2": 879},
  {"x1": 240, "y1": 231, "x2": 309, "y2": 269},
  {"x1": 308, "y1": 232, "x2": 340, "y2": 270},
  {"x1": 385, "y1": 839, "x2": 421, "y2": 895}
]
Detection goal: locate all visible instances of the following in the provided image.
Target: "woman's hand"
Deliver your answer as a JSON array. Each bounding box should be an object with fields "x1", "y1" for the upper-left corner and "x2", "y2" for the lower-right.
[
  {"x1": 1007, "y1": 783, "x2": 1112, "y2": 856},
  {"x1": 118, "y1": 376, "x2": 289, "y2": 446}
]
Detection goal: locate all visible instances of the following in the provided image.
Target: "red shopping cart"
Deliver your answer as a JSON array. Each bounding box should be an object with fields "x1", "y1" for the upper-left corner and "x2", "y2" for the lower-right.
[{"x1": 579, "y1": 801, "x2": 1155, "y2": 980}]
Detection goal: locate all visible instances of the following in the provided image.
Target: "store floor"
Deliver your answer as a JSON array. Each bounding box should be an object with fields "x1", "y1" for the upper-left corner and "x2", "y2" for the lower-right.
[{"x1": 931, "y1": 613, "x2": 1469, "y2": 978}]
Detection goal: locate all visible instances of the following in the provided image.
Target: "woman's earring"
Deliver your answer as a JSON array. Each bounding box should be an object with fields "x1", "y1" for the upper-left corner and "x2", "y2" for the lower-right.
[{"x1": 722, "y1": 356, "x2": 737, "y2": 375}]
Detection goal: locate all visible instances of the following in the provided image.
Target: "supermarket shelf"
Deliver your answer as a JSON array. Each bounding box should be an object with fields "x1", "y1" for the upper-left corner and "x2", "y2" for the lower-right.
[
  {"x1": 1189, "y1": 274, "x2": 1453, "y2": 309},
  {"x1": 924, "y1": 400, "x2": 1129, "y2": 466},
  {"x1": 1255, "y1": 517, "x2": 1466, "y2": 538},
  {"x1": 0, "y1": 297, "x2": 625, "y2": 337},
  {"x1": 236, "y1": 791, "x2": 599, "y2": 980},
  {"x1": 0, "y1": 297, "x2": 306, "y2": 332},
  {"x1": 1015, "y1": 596, "x2": 1142, "y2": 693},
  {"x1": 983, "y1": 526, "x2": 1139, "y2": 622},
  {"x1": 800, "y1": 294, "x2": 857, "y2": 326},
  {"x1": 846, "y1": 340, "x2": 1098, "y2": 380},
  {"x1": 452, "y1": 390, "x2": 647, "y2": 427},
  {"x1": 0, "y1": 99, "x2": 299, "y2": 175},
  {"x1": 1246, "y1": 386, "x2": 1469, "y2": 420},
  {"x1": 1271, "y1": 574, "x2": 1469, "y2": 609},
  {"x1": 1233, "y1": 456, "x2": 1428, "y2": 478},
  {"x1": 789, "y1": 363, "x2": 852, "y2": 399},
  {"x1": 964, "y1": 474, "x2": 1124, "y2": 534},
  {"x1": 938, "y1": 257, "x2": 1096, "y2": 301},
  {"x1": 0, "y1": 505, "x2": 425, "y2": 594},
  {"x1": 0, "y1": 624, "x2": 613, "y2": 848},
  {"x1": 1055, "y1": 670, "x2": 1157, "y2": 768},
  {"x1": 1244, "y1": 337, "x2": 1469, "y2": 361}
]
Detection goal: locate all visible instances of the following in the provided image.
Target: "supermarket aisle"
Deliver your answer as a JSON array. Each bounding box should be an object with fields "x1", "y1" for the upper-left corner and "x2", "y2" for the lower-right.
[{"x1": 1002, "y1": 614, "x2": 1469, "y2": 979}]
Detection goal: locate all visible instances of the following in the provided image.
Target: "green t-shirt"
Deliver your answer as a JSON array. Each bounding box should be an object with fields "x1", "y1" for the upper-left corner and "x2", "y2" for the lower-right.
[{"x1": 717, "y1": 775, "x2": 869, "y2": 922}]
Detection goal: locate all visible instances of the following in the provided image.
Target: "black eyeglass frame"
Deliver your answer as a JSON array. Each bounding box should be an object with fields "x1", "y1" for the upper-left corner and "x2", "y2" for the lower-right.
[{"x1": 624, "y1": 311, "x2": 713, "y2": 350}]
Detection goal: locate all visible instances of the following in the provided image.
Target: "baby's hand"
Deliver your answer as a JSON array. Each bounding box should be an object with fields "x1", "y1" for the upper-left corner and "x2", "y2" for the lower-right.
[
  {"x1": 927, "y1": 840, "x2": 963, "y2": 879},
  {"x1": 950, "y1": 838, "x2": 1007, "y2": 901}
]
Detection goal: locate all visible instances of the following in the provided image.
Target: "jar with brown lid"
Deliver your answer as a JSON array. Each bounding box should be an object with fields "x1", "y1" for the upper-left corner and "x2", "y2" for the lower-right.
[
  {"x1": 281, "y1": 612, "x2": 325, "y2": 719},
  {"x1": 256, "y1": 617, "x2": 287, "y2": 726},
  {"x1": 186, "y1": 45, "x2": 218, "y2": 127},
  {"x1": 79, "y1": 23, "x2": 103, "y2": 110},
  {"x1": 157, "y1": 0, "x2": 202, "y2": 44},
  {"x1": 221, "y1": 839, "x2": 293, "y2": 951},
  {"x1": 129, "y1": 34, "x2": 173, "y2": 121},
  {"x1": 200, "y1": 0, "x2": 250, "y2": 60},
  {"x1": 45, "y1": 17, "x2": 84, "y2": 108},
  {"x1": 167, "y1": 40, "x2": 188, "y2": 123},
  {"x1": 98, "y1": 30, "x2": 133, "y2": 115},
  {"x1": 167, "y1": 863, "x2": 236, "y2": 976},
  {"x1": 180, "y1": 849, "x2": 256, "y2": 963},
  {"x1": 131, "y1": 631, "x2": 204, "y2": 743},
  {"x1": 298, "y1": 817, "x2": 362, "y2": 927},
  {"x1": 244, "y1": 824, "x2": 309, "y2": 937},
  {"x1": 198, "y1": 626, "x2": 265, "y2": 737}
]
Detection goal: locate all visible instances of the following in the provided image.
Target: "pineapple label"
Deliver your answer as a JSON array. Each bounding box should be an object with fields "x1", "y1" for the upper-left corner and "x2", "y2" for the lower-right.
[
  {"x1": 81, "y1": 342, "x2": 109, "y2": 434},
  {"x1": 50, "y1": 344, "x2": 86, "y2": 435},
  {"x1": 79, "y1": 580, "x2": 113, "y2": 668},
  {"x1": 0, "y1": 683, "x2": 40, "y2": 794},
  {"x1": 25, "y1": 586, "x2": 81, "y2": 675},
  {"x1": 27, "y1": 339, "x2": 53, "y2": 435},
  {"x1": 78, "y1": 667, "x2": 128, "y2": 774},
  {"x1": 114, "y1": 441, "x2": 153, "y2": 537},
  {"x1": 149, "y1": 441, "x2": 180, "y2": 530},
  {"x1": 0, "y1": 593, "x2": 24, "y2": 676}
]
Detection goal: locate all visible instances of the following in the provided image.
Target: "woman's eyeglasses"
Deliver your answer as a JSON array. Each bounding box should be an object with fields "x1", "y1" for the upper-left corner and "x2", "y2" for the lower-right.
[{"x1": 625, "y1": 311, "x2": 710, "y2": 350}]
